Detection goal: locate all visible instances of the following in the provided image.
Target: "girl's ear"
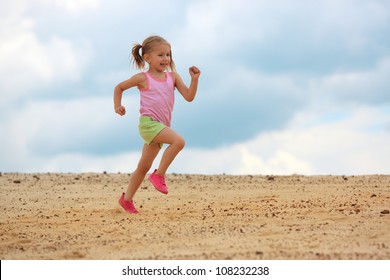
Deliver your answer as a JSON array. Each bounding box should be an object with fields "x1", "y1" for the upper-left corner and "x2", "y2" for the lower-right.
[{"x1": 143, "y1": 54, "x2": 150, "y2": 64}]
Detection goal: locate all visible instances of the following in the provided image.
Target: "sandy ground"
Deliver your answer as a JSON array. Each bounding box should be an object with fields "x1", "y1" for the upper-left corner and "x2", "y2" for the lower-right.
[{"x1": 0, "y1": 172, "x2": 389, "y2": 260}]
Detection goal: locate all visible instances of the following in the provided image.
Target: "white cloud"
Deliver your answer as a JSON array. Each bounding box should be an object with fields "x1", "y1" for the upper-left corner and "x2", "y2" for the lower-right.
[
  {"x1": 40, "y1": 152, "x2": 141, "y2": 173},
  {"x1": 42, "y1": 0, "x2": 100, "y2": 14},
  {"x1": 0, "y1": 96, "x2": 141, "y2": 171},
  {"x1": 182, "y1": 0, "x2": 379, "y2": 44},
  {"x1": 0, "y1": 1, "x2": 93, "y2": 104},
  {"x1": 311, "y1": 56, "x2": 390, "y2": 105},
  {"x1": 171, "y1": 106, "x2": 390, "y2": 175},
  {"x1": 173, "y1": 0, "x2": 268, "y2": 58},
  {"x1": 5, "y1": 104, "x2": 387, "y2": 175}
]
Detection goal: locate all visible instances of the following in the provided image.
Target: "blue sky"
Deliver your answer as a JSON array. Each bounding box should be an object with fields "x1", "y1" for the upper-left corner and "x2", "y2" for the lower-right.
[{"x1": 1, "y1": 0, "x2": 389, "y2": 174}]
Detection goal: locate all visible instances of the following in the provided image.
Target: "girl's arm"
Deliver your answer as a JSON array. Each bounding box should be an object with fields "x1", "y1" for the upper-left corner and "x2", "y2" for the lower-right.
[
  {"x1": 174, "y1": 66, "x2": 201, "y2": 102},
  {"x1": 113, "y1": 73, "x2": 146, "y2": 116}
]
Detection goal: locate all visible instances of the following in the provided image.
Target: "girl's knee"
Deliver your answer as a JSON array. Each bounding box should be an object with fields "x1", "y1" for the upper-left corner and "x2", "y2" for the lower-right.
[{"x1": 175, "y1": 136, "x2": 185, "y2": 150}]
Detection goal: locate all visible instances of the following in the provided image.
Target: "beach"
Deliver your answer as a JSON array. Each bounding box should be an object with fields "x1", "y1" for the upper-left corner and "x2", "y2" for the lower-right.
[{"x1": 1, "y1": 173, "x2": 389, "y2": 260}]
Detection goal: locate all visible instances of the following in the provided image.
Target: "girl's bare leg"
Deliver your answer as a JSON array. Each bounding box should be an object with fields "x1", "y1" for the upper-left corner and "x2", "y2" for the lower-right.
[
  {"x1": 152, "y1": 127, "x2": 185, "y2": 176},
  {"x1": 124, "y1": 143, "x2": 161, "y2": 201}
]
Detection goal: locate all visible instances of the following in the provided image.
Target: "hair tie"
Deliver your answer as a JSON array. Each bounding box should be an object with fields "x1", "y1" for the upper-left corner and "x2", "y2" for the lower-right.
[{"x1": 140, "y1": 45, "x2": 143, "y2": 48}]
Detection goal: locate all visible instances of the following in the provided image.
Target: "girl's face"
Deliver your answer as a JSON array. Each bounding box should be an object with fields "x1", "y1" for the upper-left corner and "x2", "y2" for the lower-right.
[{"x1": 144, "y1": 43, "x2": 171, "y2": 72}]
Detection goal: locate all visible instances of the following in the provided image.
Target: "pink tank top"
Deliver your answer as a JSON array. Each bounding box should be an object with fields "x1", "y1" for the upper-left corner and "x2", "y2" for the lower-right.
[{"x1": 139, "y1": 72, "x2": 175, "y2": 127}]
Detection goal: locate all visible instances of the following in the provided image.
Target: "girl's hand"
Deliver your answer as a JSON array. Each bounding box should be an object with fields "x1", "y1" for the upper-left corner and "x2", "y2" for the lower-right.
[
  {"x1": 115, "y1": 105, "x2": 126, "y2": 116},
  {"x1": 189, "y1": 66, "x2": 201, "y2": 79}
]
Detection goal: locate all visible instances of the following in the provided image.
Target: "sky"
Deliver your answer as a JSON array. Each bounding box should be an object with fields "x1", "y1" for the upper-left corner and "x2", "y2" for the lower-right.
[{"x1": 1, "y1": 0, "x2": 390, "y2": 175}]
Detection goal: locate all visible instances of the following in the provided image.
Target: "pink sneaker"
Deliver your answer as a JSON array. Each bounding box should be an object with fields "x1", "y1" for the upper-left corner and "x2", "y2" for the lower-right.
[
  {"x1": 118, "y1": 193, "x2": 139, "y2": 214},
  {"x1": 148, "y1": 169, "x2": 168, "y2": 194}
]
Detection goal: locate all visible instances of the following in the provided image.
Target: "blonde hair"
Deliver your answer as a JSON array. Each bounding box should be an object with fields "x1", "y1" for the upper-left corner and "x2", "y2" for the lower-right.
[{"x1": 131, "y1": 35, "x2": 176, "y2": 72}]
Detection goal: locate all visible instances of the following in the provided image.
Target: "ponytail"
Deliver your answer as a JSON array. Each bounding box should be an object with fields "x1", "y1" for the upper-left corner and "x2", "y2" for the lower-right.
[
  {"x1": 131, "y1": 44, "x2": 144, "y2": 70},
  {"x1": 169, "y1": 49, "x2": 176, "y2": 72}
]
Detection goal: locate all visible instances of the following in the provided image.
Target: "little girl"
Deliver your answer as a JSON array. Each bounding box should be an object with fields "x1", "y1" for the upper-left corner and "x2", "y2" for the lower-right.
[{"x1": 113, "y1": 35, "x2": 200, "y2": 214}]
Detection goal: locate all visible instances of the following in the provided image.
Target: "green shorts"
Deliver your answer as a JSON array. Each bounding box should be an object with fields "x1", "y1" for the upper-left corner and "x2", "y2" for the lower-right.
[{"x1": 138, "y1": 116, "x2": 166, "y2": 147}]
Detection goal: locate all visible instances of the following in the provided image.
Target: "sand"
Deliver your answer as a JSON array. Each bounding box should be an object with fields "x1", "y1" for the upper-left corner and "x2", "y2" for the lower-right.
[{"x1": 0, "y1": 172, "x2": 389, "y2": 260}]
